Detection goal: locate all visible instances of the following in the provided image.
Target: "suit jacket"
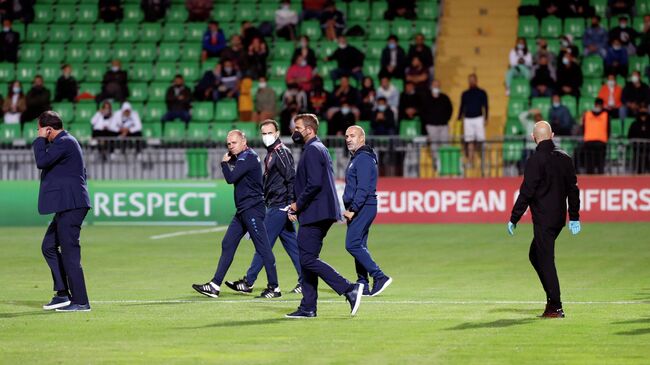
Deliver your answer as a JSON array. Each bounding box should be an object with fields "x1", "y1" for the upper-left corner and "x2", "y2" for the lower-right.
[
  {"x1": 294, "y1": 137, "x2": 341, "y2": 225},
  {"x1": 33, "y1": 131, "x2": 92, "y2": 215}
]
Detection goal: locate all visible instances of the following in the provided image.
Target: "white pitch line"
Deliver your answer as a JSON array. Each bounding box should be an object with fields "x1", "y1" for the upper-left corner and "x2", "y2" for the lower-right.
[
  {"x1": 91, "y1": 299, "x2": 650, "y2": 305},
  {"x1": 149, "y1": 226, "x2": 227, "y2": 240}
]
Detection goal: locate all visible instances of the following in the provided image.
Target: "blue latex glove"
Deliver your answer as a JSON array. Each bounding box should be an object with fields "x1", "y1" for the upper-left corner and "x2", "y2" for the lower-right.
[
  {"x1": 507, "y1": 222, "x2": 516, "y2": 236},
  {"x1": 569, "y1": 220, "x2": 581, "y2": 235}
]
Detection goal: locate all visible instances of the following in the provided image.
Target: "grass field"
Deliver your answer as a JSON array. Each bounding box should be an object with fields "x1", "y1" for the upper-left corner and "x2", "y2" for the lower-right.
[{"x1": 1, "y1": 222, "x2": 649, "y2": 364}]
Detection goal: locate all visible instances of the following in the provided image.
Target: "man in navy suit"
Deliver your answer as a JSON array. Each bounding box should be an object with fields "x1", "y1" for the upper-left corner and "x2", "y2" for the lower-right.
[
  {"x1": 285, "y1": 114, "x2": 363, "y2": 319},
  {"x1": 33, "y1": 111, "x2": 92, "y2": 312}
]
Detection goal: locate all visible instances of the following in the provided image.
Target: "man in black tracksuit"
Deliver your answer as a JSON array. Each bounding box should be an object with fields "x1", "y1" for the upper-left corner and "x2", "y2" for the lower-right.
[
  {"x1": 225, "y1": 120, "x2": 303, "y2": 296},
  {"x1": 508, "y1": 121, "x2": 581, "y2": 319},
  {"x1": 192, "y1": 130, "x2": 280, "y2": 299}
]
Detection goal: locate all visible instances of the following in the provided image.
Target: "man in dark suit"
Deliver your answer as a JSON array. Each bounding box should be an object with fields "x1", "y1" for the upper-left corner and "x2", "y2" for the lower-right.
[
  {"x1": 379, "y1": 34, "x2": 407, "y2": 79},
  {"x1": 0, "y1": 19, "x2": 20, "y2": 63},
  {"x1": 33, "y1": 111, "x2": 92, "y2": 312},
  {"x1": 508, "y1": 121, "x2": 581, "y2": 319},
  {"x1": 285, "y1": 113, "x2": 363, "y2": 319}
]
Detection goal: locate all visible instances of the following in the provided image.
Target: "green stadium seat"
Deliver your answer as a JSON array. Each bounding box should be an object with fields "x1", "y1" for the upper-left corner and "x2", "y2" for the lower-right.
[
  {"x1": 317, "y1": 40, "x2": 338, "y2": 59},
  {"x1": 392, "y1": 20, "x2": 414, "y2": 40},
  {"x1": 629, "y1": 56, "x2": 649, "y2": 73},
  {"x1": 181, "y1": 44, "x2": 202, "y2": 61},
  {"x1": 638, "y1": 0, "x2": 650, "y2": 16},
  {"x1": 530, "y1": 97, "x2": 551, "y2": 119},
  {"x1": 300, "y1": 20, "x2": 322, "y2": 41},
  {"x1": 0, "y1": 64, "x2": 15, "y2": 82},
  {"x1": 318, "y1": 121, "x2": 328, "y2": 136},
  {"x1": 186, "y1": 23, "x2": 205, "y2": 42},
  {"x1": 582, "y1": 56, "x2": 604, "y2": 77},
  {"x1": 79, "y1": 82, "x2": 102, "y2": 96},
  {"x1": 370, "y1": 2, "x2": 388, "y2": 20},
  {"x1": 0, "y1": 124, "x2": 22, "y2": 143},
  {"x1": 355, "y1": 121, "x2": 371, "y2": 135},
  {"x1": 154, "y1": 63, "x2": 177, "y2": 82},
  {"x1": 632, "y1": 17, "x2": 645, "y2": 33},
  {"x1": 117, "y1": 23, "x2": 140, "y2": 42},
  {"x1": 517, "y1": 16, "x2": 538, "y2": 38},
  {"x1": 236, "y1": 4, "x2": 256, "y2": 22},
  {"x1": 215, "y1": 100, "x2": 238, "y2": 121},
  {"x1": 257, "y1": 3, "x2": 276, "y2": 22},
  {"x1": 540, "y1": 16, "x2": 562, "y2": 38},
  {"x1": 95, "y1": 24, "x2": 117, "y2": 43},
  {"x1": 368, "y1": 21, "x2": 390, "y2": 40},
  {"x1": 141, "y1": 23, "x2": 162, "y2": 43},
  {"x1": 134, "y1": 43, "x2": 157, "y2": 62},
  {"x1": 187, "y1": 125, "x2": 210, "y2": 142},
  {"x1": 504, "y1": 118, "x2": 525, "y2": 136},
  {"x1": 507, "y1": 98, "x2": 528, "y2": 118},
  {"x1": 163, "y1": 23, "x2": 185, "y2": 42},
  {"x1": 271, "y1": 41, "x2": 295, "y2": 61},
  {"x1": 564, "y1": 18, "x2": 586, "y2": 38},
  {"x1": 212, "y1": 6, "x2": 234, "y2": 22},
  {"x1": 20, "y1": 44, "x2": 42, "y2": 63},
  {"x1": 75, "y1": 103, "x2": 97, "y2": 123},
  {"x1": 560, "y1": 95, "x2": 578, "y2": 118},
  {"x1": 579, "y1": 96, "x2": 596, "y2": 115},
  {"x1": 520, "y1": 0, "x2": 540, "y2": 5},
  {"x1": 26, "y1": 24, "x2": 48, "y2": 42},
  {"x1": 55, "y1": 5, "x2": 76, "y2": 23},
  {"x1": 210, "y1": 122, "x2": 230, "y2": 140},
  {"x1": 233, "y1": 121, "x2": 258, "y2": 139},
  {"x1": 123, "y1": 5, "x2": 144, "y2": 23},
  {"x1": 129, "y1": 82, "x2": 148, "y2": 102},
  {"x1": 148, "y1": 82, "x2": 168, "y2": 101},
  {"x1": 142, "y1": 123, "x2": 163, "y2": 138},
  {"x1": 112, "y1": 43, "x2": 134, "y2": 62},
  {"x1": 22, "y1": 121, "x2": 39, "y2": 140},
  {"x1": 363, "y1": 63, "x2": 380, "y2": 78},
  {"x1": 68, "y1": 123, "x2": 92, "y2": 142},
  {"x1": 581, "y1": 77, "x2": 603, "y2": 96},
  {"x1": 163, "y1": 123, "x2": 186, "y2": 141},
  {"x1": 348, "y1": 2, "x2": 370, "y2": 20},
  {"x1": 50, "y1": 25, "x2": 71, "y2": 43},
  {"x1": 623, "y1": 117, "x2": 635, "y2": 136},
  {"x1": 591, "y1": 0, "x2": 607, "y2": 17},
  {"x1": 417, "y1": 3, "x2": 438, "y2": 20},
  {"x1": 51, "y1": 102, "x2": 75, "y2": 123},
  {"x1": 510, "y1": 78, "x2": 531, "y2": 98},
  {"x1": 16, "y1": 63, "x2": 38, "y2": 82},
  {"x1": 399, "y1": 119, "x2": 421, "y2": 137},
  {"x1": 131, "y1": 63, "x2": 154, "y2": 82},
  {"x1": 43, "y1": 44, "x2": 65, "y2": 63},
  {"x1": 40, "y1": 64, "x2": 60, "y2": 83},
  {"x1": 192, "y1": 102, "x2": 215, "y2": 122},
  {"x1": 159, "y1": 43, "x2": 181, "y2": 62},
  {"x1": 365, "y1": 41, "x2": 384, "y2": 60},
  {"x1": 268, "y1": 60, "x2": 287, "y2": 79},
  {"x1": 178, "y1": 63, "x2": 200, "y2": 83},
  {"x1": 503, "y1": 140, "x2": 525, "y2": 162},
  {"x1": 167, "y1": 6, "x2": 188, "y2": 22},
  {"x1": 88, "y1": 47, "x2": 111, "y2": 63},
  {"x1": 145, "y1": 102, "x2": 167, "y2": 122},
  {"x1": 414, "y1": 20, "x2": 437, "y2": 41},
  {"x1": 77, "y1": 5, "x2": 98, "y2": 23},
  {"x1": 86, "y1": 63, "x2": 106, "y2": 82},
  {"x1": 34, "y1": 5, "x2": 53, "y2": 24},
  {"x1": 71, "y1": 24, "x2": 94, "y2": 43},
  {"x1": 267, "y1": 78, "x2": 286, "y2": 98}
]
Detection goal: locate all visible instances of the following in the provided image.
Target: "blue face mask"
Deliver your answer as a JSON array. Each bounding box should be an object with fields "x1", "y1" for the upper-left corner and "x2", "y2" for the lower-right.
[
  {"x1": 388, "y1": 43, "x2": 396, "y2": 50},
  {"x1": 377, "y1": 105, "x2": 387, "y2": 112}
]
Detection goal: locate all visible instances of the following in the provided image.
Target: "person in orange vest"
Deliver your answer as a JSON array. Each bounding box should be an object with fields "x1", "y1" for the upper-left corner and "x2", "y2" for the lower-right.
[{"x1": 581, "y1": 98, "x2": 611, "y2": 174}]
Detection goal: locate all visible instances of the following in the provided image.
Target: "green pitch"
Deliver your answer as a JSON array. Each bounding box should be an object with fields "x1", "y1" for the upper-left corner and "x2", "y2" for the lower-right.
[{"x1": 1, "y1": 222, "x2": 649, "y2": 364}]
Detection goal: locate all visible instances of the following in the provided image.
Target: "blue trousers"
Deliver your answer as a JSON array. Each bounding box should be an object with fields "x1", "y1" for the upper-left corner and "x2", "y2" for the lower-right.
[
  {"x1": 298, "y1": 219, "x2": 353, "y2": 312},
  {"x1": 345, "y1": 204, "x2": 385, "y2": 284},
  {"x1": 245, "y1": 206, "x2": 301, "y2": 285},
  {"x1": 212, "y1": 205, "x2": 278, "y2": 287},
  {"x1": 42, "y1": 208, "x2": 90, "y2": 305}
]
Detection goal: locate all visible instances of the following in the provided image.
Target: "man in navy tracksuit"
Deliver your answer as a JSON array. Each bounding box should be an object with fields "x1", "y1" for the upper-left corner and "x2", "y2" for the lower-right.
[
  {"x1": 225, "y1": 120, "x2": 303, "y2": 296},
  {"x1": 33, "y1": 111, "x2": 93, "y2": 312},
  {"x1": 192, "y1": 130, "x2": 281, "y2": 299},
  {"x1": 285, "y1": 114, "x2": 363, "y2": 319},
  {"x1": 343, "y1": 126, "x2": 392, "y2": 297}
]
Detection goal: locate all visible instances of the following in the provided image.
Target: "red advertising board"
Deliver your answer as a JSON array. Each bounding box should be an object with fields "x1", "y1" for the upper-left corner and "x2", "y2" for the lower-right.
[{"x1": 374, "y1": 176, "x2": 650, "y2": 224}]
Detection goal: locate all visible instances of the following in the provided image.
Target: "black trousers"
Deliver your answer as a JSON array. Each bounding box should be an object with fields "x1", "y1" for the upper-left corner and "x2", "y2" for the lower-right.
[
  {"x1": 529, "y1": 224, "x2": 563, "y2": 308},
  {"x1": 42, "y1": 208, "x2": 90, "y2": 305},
  {"x1": 583, "y1": 141, "x2": 607, "y2": 175}
]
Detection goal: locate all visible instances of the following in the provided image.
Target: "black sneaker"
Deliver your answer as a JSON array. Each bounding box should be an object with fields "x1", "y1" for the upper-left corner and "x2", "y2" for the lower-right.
[
  {"x1": 192, "y1": 282, "x2": 220, "y2": 298},
  {"x1": 370, "y1": 276, "x2": 393, "y2": 297},
  {"x1": 55, "y1": 303, "x2": 91, "y2": 312},
  {"x1": 224, "y1": 278, "x2": 254, "y2": 294},
  {"x1": 258, "y1": 286, "x2": 282, "y2": 298},
  {"x1": 359, "y1": 282, "x2": 371, "y2": 296},
  {"x1": 43, "y1": 295, "x2": 71, "y2": 310},
  {"x1": 344, "y1": 283, "x2": 364, "y2": 316},
  {"x1": 290, "y1": 283, "x2": 302, "y2": 294},
  {"x1": 285, "y1": 308, "x2": 317, "y2": 319}
]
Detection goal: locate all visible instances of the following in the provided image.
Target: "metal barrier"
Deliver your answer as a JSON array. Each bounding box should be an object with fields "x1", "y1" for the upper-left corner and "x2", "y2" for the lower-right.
[{"x1": 1, "y1": 136, "x2": 649, "y2": 180}]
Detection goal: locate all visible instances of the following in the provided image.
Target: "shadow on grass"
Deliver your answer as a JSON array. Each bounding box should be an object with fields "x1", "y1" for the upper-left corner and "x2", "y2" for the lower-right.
[
  {"x1": 175, "y1": 318, "x2": 294, "y2": 329},
  {"x1": 612, "y1": 317, "x2": 650, "y2": 336},
  {"x1": 446, "y1": 318, "x2": 536, "y2": 330},
  {"x1": 0, "y1": 310, "x2": 52, "y2": 319},
  {"x1": 0, "y1": 300, "x2": 43, "y2": 309},
  {"x1": 489, "y1": 307, "x2": 541, "y2": 315}
]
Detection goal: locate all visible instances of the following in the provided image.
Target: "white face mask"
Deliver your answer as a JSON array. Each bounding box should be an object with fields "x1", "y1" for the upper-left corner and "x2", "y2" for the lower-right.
[
  {"x1": 338, "y1": 43, "x2": 347, "y2": 49},
  {"x1": 562, "y1": 57, "x2": 570, "y2": 65},
  {"x1": 111, "y1": 66, "x2": 119, "y2": 72},
  {"x1": 552, "y1": 102, "x2": 561, "y2": 107},
  {"x1": 262, "y1": 134, "x2": 276, "y2": 147},
  {"x1": 299, "y1": 60, "x2": 307, "y2": 67},
  {"x1": 431, "y1": 87, "x2": 440, "y2": 96},
  {"x1": 258, "y1": 82, "x2": 267, "y2": 88},
  {"x1": 607, "y1": 80, "x2": 616, "y2": 87},
  {"x1": 632, "y1": 75, "x2": 640, "y2": 83},
  {"x1": 341, "y1": 106, "x2": 351, "y2": 114}
]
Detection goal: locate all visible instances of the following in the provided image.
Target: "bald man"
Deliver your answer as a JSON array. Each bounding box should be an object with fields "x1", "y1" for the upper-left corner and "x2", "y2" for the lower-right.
[
  {"x1": 343, "y1": 126, "x2": 392, "y2": 296},
  {"x1": 192, "y1": 130, "x2": 280, "y2": 299},
  {"x1": 508, "y1": 121, "x2": 581, "y2": 318}
]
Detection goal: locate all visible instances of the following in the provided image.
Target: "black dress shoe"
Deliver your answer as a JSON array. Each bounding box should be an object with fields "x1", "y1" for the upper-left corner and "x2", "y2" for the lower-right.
[
  {"x1": 285, "y1": 308, "x2": 317, "y2": 319},
  {"x1": 344, "y1": 283, "x2": 364, "y2": 316},
  {"x1": 541, "y1": 308, "x2": 565, "y2": 318}
]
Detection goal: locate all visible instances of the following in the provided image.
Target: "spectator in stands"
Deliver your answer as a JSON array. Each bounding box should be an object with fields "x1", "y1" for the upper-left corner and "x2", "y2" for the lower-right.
[
  {"x1": 583, "y1": 15, "x2": 608, "y2": 58},
  {"x1": 240, "y1": 21, "x2": 263, "y2": 49},
  {"x1": 116, "y1": 102, "x2": 142, "y2": 138},
  {"x1": 98, "y1": 59, "x2": 128, "y2": 103},
  {"x1": 420, "y1": 80, "x2": 452, "y2": 150},
  {"x1": 564, "y1": 0, "x2": 593, "y2": 17},
  {"x1": 407, "y1": 33, "x2": 434, "y2": 78},
  {"x1": 376, "y1": 76, "x2": 399, "y2": 117},
  {"x1": 609, "y1": 0, "x2": 634, "y2": 16},
  {"x1": 581, "y1": 98, "x2": 609, "y2": 174},
  {"x1": 534, "y1": 38, "x2": 556, "y2": 68},
  {"x1": 636, "y1": 15, "x2": 650, "y2": 57},
  {"x1": 370, "y1": 97, "x2": 397, "y2": 135},
  {"x1": 217, "y1": 59, "x2": 241, "y2": 100},
  {"x1": 549, "y1": 94, "x2": 575, "y2": 136},
  {"x1": 279, "y1": 100, "x2": 299, "y2": 135},
  {"x1": 282, "y1": 83, "x2": 308, "y2": 112},
  {"x1": 54, "y1": 64, "x2": 78, "y2": 103},
  {"x1": 385, "y1": 0, "x2": 416, "y2": 20},
  {"x1": 239, "y1": 77, "x2": 254, "y2": 121},
  {"x1": 2, "y1": 80, "x2": 25, "y2": 124},
  {"x1": 325, "y1": 35, "x2": 364, "y2": 83},
  {"x1": 220, "y1": 35, "x2": 246, "y2": 70},
  {"x1": 140, "y1": 0, "x2": 170, "y2": 22},
  {"x1": 275, "y1": 0, "x2": 298, "y2": 40},
  {"x1": 302, "y1": 0, "x2": 327, "y2": 21},
  {"x1": 558, "y1": 34, "x2": 579, "y2": 61},
  {"x1": 194, "y1": 63, "x2": 220, "y2": 102},
  {"x1": 0, "y1": 19, "x2": 19, "y2": 63},
  {"x1": 405, "y1": 56, "x2": 429, "y2": 91},
  {"x1": 91, "y1": 100, "x2": 120, "y2": 138},
  {"x1": 556, "y1": 53, "x2": 582, "y2": 96},
  {"x1": 457, "y1": 73, "x2": 488, "y2": 166},
  {"x1": 359, "y1": 77, "x2": 376, "y2": 121},
  {"x1": 306, "y1": 75, "x2": 330, "y2": 119},
  {"x1": 609, "y1": 15, "x2": 637, "y2": 56},
  {"x1": 320, "y1": 1, "x2": 345, "y2": 41},
  {"x1": 185, "y1": 0, "x2": 212, "y2": 22},
  {"x1": 7, "y1": 0, "x2": 34, "y2": 23},
  {"x1": 398, "y1": 81, "x2": 421, "y2": 122},
  {"x1": 628, "y1": 105, "x2": 650, "y2": 173},
  {"x1": 604, "y1": 38, "x2": 629, "y2": 77},
  {"x1": 22, "y1": 75, "x2": 50, "y2": 123},
  {"x1": 286, "y1": 54, "x2": 314, "y2": 92},
  {"x1": 506, "y1": 57, "x2": 532, "y2": 96},
  {"x1": 254, "y1": 76, "x2": 276, "y2": 122},
  {"x1": 330, "y1": 101, "x2": 357, "y2": 136},
  {"x1": 99, "y1": 0, "x2": 123, "y2": 22},
  {"x1": 162, "y1": 74, "x2": 192, "y2": 126},
  {"x1": 538, "y1": 0, "x2": 563, "y2": 18},
  {"x1": 621, "y1": 70, "x2": 650, "y2": 120},
  {"x1": 328, "y1": 76, "x2": 360, "y2": 120},
  {"x1": 201, "y1": 21, "x2": 227, "y2": 61},
  {"x1": 292, "y1": 35, "x2": 317, "y2": 69},
  {"x1": 530, "y1": 54, "x2": 555, "y2": 97},
  {"x1": 597, "y1": 73, "x2": 623, "y2": 118},
  {"x1": 509, "y1": 37, "x2": 533, "y2": 68},
  {"x1": 379, "y1": 35, "x2": 407, "y2": 80},
  {"x1": 245, "y1": 36, "x2": 268, "y2": 79}
]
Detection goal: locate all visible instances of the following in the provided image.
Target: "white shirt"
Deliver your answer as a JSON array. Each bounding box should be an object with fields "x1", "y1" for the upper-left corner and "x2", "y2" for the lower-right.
[
  {"x1": 275, "y1": 7, "x2": 298, "y2": 29},
  {"x1": 117, "y1": 110, "x2": 142, "y2": 134},
  {"x1": 509, "y1": 48, "x2": 533, "y2": 68},
  {"x1": 376, "y1": 84, "x2": 400, "y2": 116},
  {"x1": 91, "y1": 111, "x2": 120, "y2": 133}
]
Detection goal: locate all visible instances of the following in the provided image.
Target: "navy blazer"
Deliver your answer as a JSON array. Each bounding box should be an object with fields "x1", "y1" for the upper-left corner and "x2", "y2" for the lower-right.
[
  {"x1": 33, "y1": 131, "x2": 92, "y2": 215},
  {"x1": 294, "y1": 137, "x2": 341, "y2": 225}
]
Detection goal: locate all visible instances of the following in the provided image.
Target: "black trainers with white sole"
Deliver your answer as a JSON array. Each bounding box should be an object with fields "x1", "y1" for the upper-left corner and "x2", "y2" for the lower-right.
[
  {"x1": 43, "y1": 295, "x2": 71, "y2": 310},
  {"x1": 290, "y1": 283, "x2": 302, "y2": 294},
  {"x1": 370, "y1": 276, "x2": 393, "y2": 297},
  {"x1": 258, "y1": 286, "x2": 282, "y2": 298},
  {"x1": 192, "y1": 282, "x2": 220, "y2": 298},
  {"x1": 225, "y1": 278, "x2": 254, "y2": 294},
  {"x1": 344, "y1": 283, "x2": 364, "y2": 316}
]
